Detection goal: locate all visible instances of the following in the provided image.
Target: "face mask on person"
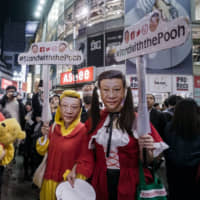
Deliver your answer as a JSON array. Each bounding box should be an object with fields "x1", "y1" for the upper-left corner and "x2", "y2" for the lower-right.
[{"x1": 83, "y1": 96, "x2": 92, "y2": 105}]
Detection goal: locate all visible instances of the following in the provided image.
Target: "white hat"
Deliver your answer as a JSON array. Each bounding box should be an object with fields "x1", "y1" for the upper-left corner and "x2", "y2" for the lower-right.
[{"x1": 56, "y1": 179, "x2": 96, "y2": 200}]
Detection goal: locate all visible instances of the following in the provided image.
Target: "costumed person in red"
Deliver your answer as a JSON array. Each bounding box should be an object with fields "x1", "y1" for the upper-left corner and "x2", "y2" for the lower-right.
[
  {"x1": 68, "y1": 70, "x2": 168, "y2": 200},
  {"x1": 36, "y1": 90, "x2": 93, "y2": 200}
]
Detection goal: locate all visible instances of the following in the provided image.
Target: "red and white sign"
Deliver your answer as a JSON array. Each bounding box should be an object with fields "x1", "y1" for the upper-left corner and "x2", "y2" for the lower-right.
[
  {"x1": 173, "y1": 75, "x2": 193, "y2": 92},
  {"x1": 1, "y1": 79, "x2": 18, "y2": 90},
  {"x1": 194, "y1": 76, "x2": 200, "y2": 88},
  {"x1": 22, "y1": 82, "x2": 27, "y2": 92},
  {"x1": 60, "y1": 66, "x2": 95, "y2": 85}
]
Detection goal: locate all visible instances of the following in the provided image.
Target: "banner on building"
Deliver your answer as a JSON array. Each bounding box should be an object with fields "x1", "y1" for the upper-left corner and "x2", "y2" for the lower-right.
[
  {"x1": 60, "y1": 66, "x2": 95, "y2": 85},
  {"x1": 129, "y1": 75, "x2": 138, "y2": 89},
  {"x1": 125, "y1": 0, "x2": 193, "y2": 75},
  {"x1": 172, "y1": 75, "x2": 193, "y2": 94},
  {"x1": 87, "y1": 35, "x2": 104, "y2": 67},
  {"x1": 76, "y1": 38, "x2": 87, "y2": 68},
  {"x1": 1, "y1": 79, "x2": 18, "y2": 90},
  {"x1": 147, "y1": 75, "x2": 171, "y2": 93},
  {"x1": 105, "y1": 30, "x2": 124, "y2": 66},
  {"x1": 194, "y1": 76, "x2": 200, "y2": 105}
]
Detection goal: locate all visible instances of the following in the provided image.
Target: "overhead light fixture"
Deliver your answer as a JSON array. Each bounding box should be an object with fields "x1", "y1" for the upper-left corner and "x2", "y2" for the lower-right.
[
  {"x1": 35, "y1": 11, "x2": 41, "y2": 18},
  {"x1": 39, "y1": 0, "x2": 45, "y2": 5},
  {"x1": 37, "y1": 5, "x2": 43, "y2": 11}
]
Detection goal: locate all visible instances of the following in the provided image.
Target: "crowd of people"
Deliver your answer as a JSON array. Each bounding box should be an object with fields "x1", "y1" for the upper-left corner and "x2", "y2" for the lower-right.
[{"x1": 0, "y1": 70, "x2": 200, "y2": 200}]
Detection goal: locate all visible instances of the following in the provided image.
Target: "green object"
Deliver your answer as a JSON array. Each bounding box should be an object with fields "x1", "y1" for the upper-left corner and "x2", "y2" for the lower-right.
[{"x1": 137, "y1": 160, "x2": 167, "y2": 200}]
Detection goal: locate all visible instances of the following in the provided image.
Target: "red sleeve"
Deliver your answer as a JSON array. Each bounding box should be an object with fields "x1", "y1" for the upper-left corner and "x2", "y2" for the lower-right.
[
  {"x1": 0, "y1": 112, "x2": 5, "y2": 121},
  {"x1": 149, "y1": 123, "x2": 163, "y2": 142},
  {"x1": 76, "y1": 127, "x2": 94, "y2": 179}
]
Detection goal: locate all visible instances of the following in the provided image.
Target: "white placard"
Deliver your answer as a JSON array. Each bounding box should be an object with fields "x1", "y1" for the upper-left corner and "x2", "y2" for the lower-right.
[
  {"x1": 115, "y1": 10, "x2": 190, "y2": 61},
  {"x1": 18, "y1": 41, "x2": 83, "y2": 65}
]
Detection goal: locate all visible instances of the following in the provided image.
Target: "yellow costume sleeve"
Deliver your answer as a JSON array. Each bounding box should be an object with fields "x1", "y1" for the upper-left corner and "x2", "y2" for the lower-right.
[
  {"x1": 63, "y1": 169, "x2": 87, "y2": 181},
  {"x1": 36, "y1": 136, "x2": 49, "y2": 156},
  {"x1": 0, "y1": 144, "x2": 14, "y2": 166}
]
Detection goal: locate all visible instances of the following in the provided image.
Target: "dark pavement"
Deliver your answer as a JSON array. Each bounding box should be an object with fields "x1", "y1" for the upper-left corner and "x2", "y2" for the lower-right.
[{"x1": 1, "y1": 154, "x2": 40, "y2": 200}]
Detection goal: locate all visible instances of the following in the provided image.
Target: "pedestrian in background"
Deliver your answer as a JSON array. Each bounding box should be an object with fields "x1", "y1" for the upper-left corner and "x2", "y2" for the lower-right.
[{"x1": 163, "y1": 98, "x2": 200, "y2": 200}]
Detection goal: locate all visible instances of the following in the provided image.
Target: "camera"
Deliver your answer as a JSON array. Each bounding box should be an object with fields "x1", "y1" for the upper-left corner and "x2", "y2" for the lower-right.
[{"x1": 12, "y1": 92, "x2": 18, "y2": 97}]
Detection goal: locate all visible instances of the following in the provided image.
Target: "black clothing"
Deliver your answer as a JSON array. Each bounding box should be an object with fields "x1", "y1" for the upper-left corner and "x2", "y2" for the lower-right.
[
  {"x1": 149, "y1": 108, "x2": 166, "y2": 138},
  {"x1": 107, "y1": 169, "x2": 120, "y2": 200},
  {"x1": 163, "y1": 122, "x2": 200, "y2": 200},
  {"x1": 81, "y1": 106, "x2": 89, "y2": 123},
  {"x1": 31, "y1": 92, "x2": 42, "y2": 122}
]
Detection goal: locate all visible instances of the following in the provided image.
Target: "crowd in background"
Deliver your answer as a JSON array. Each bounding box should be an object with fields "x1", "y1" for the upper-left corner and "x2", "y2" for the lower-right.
[{"x1": 0, "y1": 71, "x2": 200, "y2": 200}]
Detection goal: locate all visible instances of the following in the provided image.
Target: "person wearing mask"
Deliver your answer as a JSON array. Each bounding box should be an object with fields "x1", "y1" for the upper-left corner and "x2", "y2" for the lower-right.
[
  {"x1": 81, "y1": 84, "x2": 94, "y2": 123},
  {"x1": 68, "y1": 70, "x2": 167, "y2": 200},
  {"x1": 163, "y1": 98, "x2": 200, "y2": 199},
  {"x1": 36, "y1": 90, "x2": 93, "y2": 200}
]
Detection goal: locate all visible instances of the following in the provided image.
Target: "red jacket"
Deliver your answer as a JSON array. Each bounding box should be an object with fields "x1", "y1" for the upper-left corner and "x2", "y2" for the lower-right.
[
  {"x1": 44, "y1": 122, "x2": 93, "y2": 182},
  {"x1": 86, "y1": 110, "x2": 162, "y2": 200}
]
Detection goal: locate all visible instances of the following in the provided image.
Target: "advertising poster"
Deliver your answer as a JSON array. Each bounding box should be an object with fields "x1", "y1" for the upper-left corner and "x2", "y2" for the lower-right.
[
  {"x1": 147, "y1": 75, "x2": 171, "y2": 93},
  {"x1": 105, "y1": 30, "x2": 124, "y2": 66},
  {"x1": 87, "y1": 35, "x2": 104, "y2": 67},
  {"x1": 60, "y1": 66, "x2": 95, "y2": 85},
  {"x1": 172, "y1": 75, "x2": 193, "y2": 94},
  {"x1": 125, "y1": 0, "x2": 192, "y2": 75},
  {"x1": 129, "y1": 75, "x2": 138, "y2": 90},
  {"x1": 76, "y1": 38, "x2": 87, "y2": 68},
  {"x1": 194, "y1": 76, "x2": 200, "y2": 105}
]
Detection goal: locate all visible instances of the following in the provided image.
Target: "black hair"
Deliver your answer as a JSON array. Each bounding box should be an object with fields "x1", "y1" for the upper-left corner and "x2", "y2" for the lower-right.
[
  {"x1": 89, "y1": 70, "x2": 135, "y2": 135},
  {"x1": 6, "y1": 85, "x2": 17, "y2": 92},
  {"x1": 154, "y1": 103, "x2": 159, "y2": 107},
  {"x1": 168, "y1": 95, "x2": 183, "y2": 106},
  {"x1": 38, "y1": 80, "x2": 43, "y2": 87},
  {"x1": 163, "y1": 98, "x2": 169, "y2": 108},
  {"x1": 171, "y1": 98, "x2": 200, "y2": 139},
  {"x1": 25, "y1": 101, "x2": 32, "y2": 106}
]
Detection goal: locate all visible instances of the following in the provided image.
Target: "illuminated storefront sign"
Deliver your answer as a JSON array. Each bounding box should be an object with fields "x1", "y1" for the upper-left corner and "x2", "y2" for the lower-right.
[
  {"x1": 1, "y1": 78, "x2": 18, "y2": 89},
  {"x1": 60, "y1": 66, "x2": 95, "y2": 85}
]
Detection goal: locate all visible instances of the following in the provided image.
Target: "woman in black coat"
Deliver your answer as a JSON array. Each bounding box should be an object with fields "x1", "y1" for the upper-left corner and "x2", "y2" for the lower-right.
[{"x1": 163, "y1": 98, "x2": 200, "y2": 200}]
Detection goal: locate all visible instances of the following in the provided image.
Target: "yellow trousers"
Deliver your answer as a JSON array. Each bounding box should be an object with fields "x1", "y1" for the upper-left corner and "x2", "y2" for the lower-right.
[{"x1": 40, "y1": 179, "x2": 59, "y2": 200}]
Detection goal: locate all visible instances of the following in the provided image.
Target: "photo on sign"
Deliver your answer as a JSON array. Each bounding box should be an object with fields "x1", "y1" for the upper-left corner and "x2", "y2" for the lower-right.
[{"x1": 125, "y1": 0, "x2": 192, "y2": 75}]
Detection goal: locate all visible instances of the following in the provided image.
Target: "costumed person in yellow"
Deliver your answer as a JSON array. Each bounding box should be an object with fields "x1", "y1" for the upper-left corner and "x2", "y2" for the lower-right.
[{"x1": 36, "y1": 90, "x2": 94, "y2": 200}]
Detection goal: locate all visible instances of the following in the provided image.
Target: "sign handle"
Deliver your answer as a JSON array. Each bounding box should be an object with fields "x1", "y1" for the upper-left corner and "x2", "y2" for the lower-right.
[
  {"x1": 41, "y1": 65, "x2": 52, "y2": 123},
  {"x1": 136, "y1": 55, "x2": 150, "y2": 136}
]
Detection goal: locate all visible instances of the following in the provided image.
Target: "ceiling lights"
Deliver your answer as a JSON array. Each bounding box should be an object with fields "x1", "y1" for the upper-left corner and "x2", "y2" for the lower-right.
[{"x1": 34, "y1": 0, "x2": 46, "y2": 18}]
